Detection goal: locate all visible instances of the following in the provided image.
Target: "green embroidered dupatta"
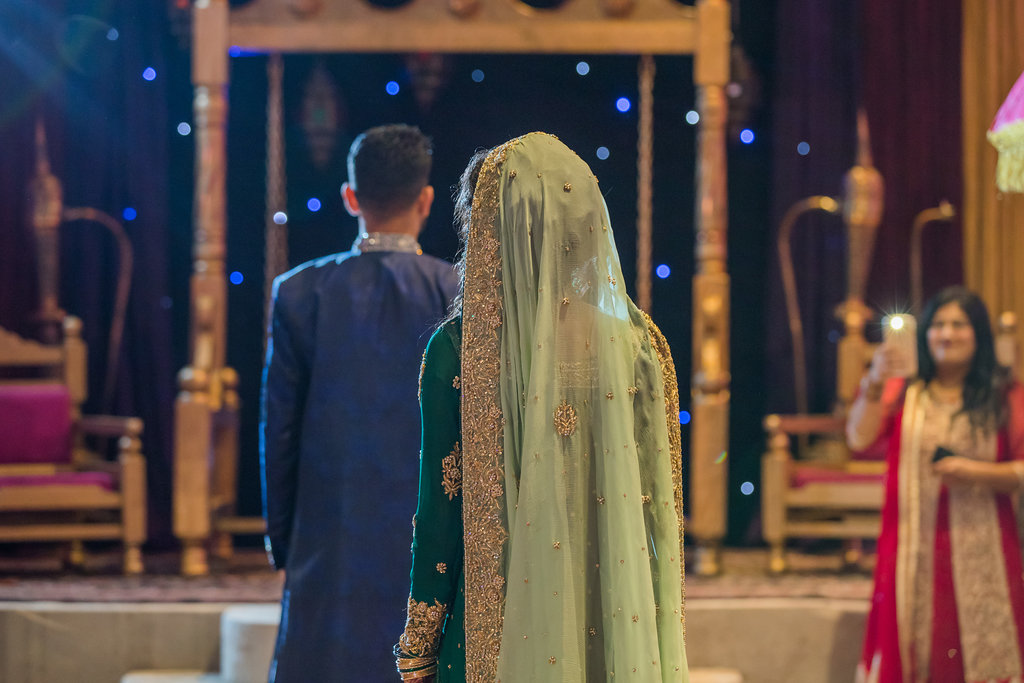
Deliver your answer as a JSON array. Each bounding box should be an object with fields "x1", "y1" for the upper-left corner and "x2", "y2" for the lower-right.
[{"x1": 460, "y1": 132, "x2": 688, "y2": 682}]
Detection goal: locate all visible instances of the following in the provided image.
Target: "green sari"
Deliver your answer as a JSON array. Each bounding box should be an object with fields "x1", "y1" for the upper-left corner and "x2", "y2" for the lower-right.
[{"x1": 396, "y1": 133, "x2": 688, "y2": 682}]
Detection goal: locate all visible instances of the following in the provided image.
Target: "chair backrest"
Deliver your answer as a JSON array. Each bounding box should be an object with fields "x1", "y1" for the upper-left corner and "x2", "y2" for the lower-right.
[
  {"x1": 0, "y1": 319, "x2": 86, "y2": 413},
  {"x1": 0, "y1": 383, "x2": 72, "y2": 465}
]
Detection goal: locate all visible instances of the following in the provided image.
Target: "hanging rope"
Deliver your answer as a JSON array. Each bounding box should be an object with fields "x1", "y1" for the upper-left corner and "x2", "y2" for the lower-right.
[
  {"x1": 636, "y1": 54, "x2": 655, "y2": 312},
  {"x1": 264, "y1": 53, "x2": 288, "y2": 341}
]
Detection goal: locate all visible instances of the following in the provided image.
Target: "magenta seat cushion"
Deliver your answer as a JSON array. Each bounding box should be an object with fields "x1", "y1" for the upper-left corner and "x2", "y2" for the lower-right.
[
  {"x1": 790, "y1": 466, "x2": 885, "y2": 489},
  {"x1": 0, "y1": 471, "x2": 115, "y2": 492},
  {"x1": 0, "y1": 384, "x2": 72, "y2": 465}
]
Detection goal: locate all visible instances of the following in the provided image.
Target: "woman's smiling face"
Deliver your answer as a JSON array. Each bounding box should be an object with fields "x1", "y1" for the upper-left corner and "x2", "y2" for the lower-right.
[{"x1": 926, "y1": 302, "x2": 977, "y2": 371}]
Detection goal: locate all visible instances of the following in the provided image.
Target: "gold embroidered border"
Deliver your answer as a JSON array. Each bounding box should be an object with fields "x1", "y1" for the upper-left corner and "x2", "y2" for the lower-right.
[
  {"x1": 461, "y1": 135, "x2": 527, "y2": 682},
  {"x1": 895, "y1": 383, "x2": 922, "y2": 683},
  {"x1": 642, "y1": 311, "x2": 686, "y2": 639}
]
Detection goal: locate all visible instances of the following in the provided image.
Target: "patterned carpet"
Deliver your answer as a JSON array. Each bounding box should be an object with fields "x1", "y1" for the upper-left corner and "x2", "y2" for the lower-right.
[{"x1": 0, "y1": 546, "x2": 872, "y2": 603}]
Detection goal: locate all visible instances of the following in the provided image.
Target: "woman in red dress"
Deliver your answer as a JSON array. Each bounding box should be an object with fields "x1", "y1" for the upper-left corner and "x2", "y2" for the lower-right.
[{"x1": 849, "y1": 287, "x2": 1024, "y2": 683}]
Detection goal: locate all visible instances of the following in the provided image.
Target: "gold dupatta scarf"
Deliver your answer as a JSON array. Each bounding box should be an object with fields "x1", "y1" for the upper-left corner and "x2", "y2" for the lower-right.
[
  {"x1": 895, "y1": 383, "x2": 1023, "y2": 682},
  {"x1": 460, "y1": 133, "x2": 687, "y2": 682}
]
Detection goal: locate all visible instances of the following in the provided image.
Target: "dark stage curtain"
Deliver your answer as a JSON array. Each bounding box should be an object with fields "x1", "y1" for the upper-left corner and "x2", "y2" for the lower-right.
[
  {"x1": 0, "y1": 2, "x2": 178, "y2": 544},
  {"x1": 765, "y1": 0, "x2": 962, "y2": 418}
]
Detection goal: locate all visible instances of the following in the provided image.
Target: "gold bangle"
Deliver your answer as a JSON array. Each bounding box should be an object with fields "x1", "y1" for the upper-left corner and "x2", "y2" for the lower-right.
[{"x1": 399, "y1": 664, "x2": 438, "y2": 680}]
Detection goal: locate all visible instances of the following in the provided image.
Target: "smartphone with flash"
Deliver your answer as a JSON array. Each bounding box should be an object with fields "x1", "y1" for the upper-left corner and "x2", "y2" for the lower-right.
[{"x1": 882, "y1": 314, "x2": 918, "y2": 378}]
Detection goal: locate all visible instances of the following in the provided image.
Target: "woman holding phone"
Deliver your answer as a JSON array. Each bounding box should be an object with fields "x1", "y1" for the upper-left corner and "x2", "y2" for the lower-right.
[{"x1": 849, "y1": 286, "x2": 1024, "y2": 683}]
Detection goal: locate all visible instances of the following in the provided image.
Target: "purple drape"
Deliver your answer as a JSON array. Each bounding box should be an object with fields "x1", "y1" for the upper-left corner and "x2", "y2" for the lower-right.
[
  {"x1": 765, "y1": 0, "x2": 962, "y2": 416},
  {"x1": 0, "y1": 2, "x2": 178, "y2": 543}
]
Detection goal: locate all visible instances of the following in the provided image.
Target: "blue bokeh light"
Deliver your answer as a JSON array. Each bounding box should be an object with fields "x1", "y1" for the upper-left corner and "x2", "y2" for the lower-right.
[
  {"x1": 679, "y1": 410, "x2": 691, "y2": 425},
  {"x1": 122, "y1": 207, "x2": 137, "y2": 221},
  {"x1": 596, "y1": 146, "x2": 610, "y2": 160},
  {"x1": 142, "y1": 67, "x2": 156, "y2": 82},
  {"x1": 576, "y1": 61, "x2": 590, "y2": 76},
  {"x1": 797, "y1": 141, "x2": 811, "y2": 156},
  {"x1": 229, "y1": 271, "x2": 244, "y2": 285},
  {"x1": 106, "y1": 28, "x2": 119, "y2": 41},
  {"x1": 740, "y1": 481, "x2": 755, "y2": 496},
  {"x1": 307, "y1": 198, "x2": 322, "y2": 212},
  {"x1": 685, "y1": 110, "x2": 700, "y2": 125},
  {"x1": 616, "y1": 97, "x2": 632, "y2": 113},
  {"x1": 177, "y1": 122, "x2": 191, "y2": 136},
  {"x1": 228, "y1": 46, "x2": 241, "y2": 57},
  {"x1": 273, "y1": 212, "x2": 288, "y2": 225},
  {"x1": 656, "y1": 264, "x2": 671, "y2": 279},
  {"x1": 385, "y1": 81, "x2": 400, "y2": 96},
  {"x1": 739, "y1": 128, "x2": 755, "y2": 144},
  {"x1": 471, "y1": 69, "x2": 485, "y2": 83}
]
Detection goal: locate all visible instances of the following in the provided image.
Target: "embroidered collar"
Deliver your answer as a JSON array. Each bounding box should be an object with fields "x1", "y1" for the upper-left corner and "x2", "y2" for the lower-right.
[{"x1": 352, "y1": 231, "x2": 423, "y2": 255}]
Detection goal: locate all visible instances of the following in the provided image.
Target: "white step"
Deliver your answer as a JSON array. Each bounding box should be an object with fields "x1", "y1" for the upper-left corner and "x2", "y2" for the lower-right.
[
  {"x1": 124, "y1": 605, "x2": 737, "y2": 683},
  {"x1": 121, "y1": 672, "x2": 220, "y2": 683},
  {"x1": 125, "y1": 665, "x2": 744, "y2": 683},
  {"x1": 219, "y1": 604, "x2": 281, "y2": 683},
  {"x1": 691, "y1": 668, "x2": 744, "y2": 683}
]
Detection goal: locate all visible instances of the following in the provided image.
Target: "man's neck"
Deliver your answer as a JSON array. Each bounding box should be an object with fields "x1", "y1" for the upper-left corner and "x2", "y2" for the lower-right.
[{"x1": 358, "y1": 215, "x2": 421, "y2": 238}]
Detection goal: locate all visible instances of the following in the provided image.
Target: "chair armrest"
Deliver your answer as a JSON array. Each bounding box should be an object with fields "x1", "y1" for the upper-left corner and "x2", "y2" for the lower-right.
[
  {"x1": 846, "y1": 461, "x2": 886, "y2": 475},
  {"x1": 77, "y1": 415, "x2": 144, "y2": 439},
  {"x1": 70, "y1": 456, "x2": 121, "y2": 475}
]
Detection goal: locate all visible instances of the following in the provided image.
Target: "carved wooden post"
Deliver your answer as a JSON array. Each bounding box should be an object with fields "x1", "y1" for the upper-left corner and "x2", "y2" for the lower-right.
[
  {"x1": 174, "y1": 0, "x2": 230, "y2": 576},
  {"x1": 119, "y1": 420, "x2": 147, "y2": 576},
  {"x1": 690, "y1": 0, "x2": 731, "y2": 576},
  {"x1": 761, "y1": 415, "x2": 790, "y2": 574},
  {"x1": 29, "y1": 122, "x2": 65, "y2": 345}
]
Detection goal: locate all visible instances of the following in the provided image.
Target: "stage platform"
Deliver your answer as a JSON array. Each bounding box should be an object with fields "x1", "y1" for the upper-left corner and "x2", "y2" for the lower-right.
[{"x1": 0, "y1": 548, "x2": 873, "y2": 683}]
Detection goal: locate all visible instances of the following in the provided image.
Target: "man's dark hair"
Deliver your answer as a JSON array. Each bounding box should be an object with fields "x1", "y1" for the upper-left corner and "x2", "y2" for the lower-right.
[{"x1": 347, "y1": 124, "x2": 432, "y2": 217}]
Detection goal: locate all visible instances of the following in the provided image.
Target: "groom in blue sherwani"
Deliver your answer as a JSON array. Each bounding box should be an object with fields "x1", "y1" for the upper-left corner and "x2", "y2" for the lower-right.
[{"x1": 261, "y1": 124, "x2": 459, "y2": 682}]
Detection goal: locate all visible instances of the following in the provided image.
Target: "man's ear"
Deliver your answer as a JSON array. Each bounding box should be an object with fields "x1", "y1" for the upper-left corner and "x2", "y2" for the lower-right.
[
  {"x1": 341, "y1": 183, "x2": 361, "y2": 217},
  {"x1": 416, "y1": 185, "x2": 435, "y2": 218}
]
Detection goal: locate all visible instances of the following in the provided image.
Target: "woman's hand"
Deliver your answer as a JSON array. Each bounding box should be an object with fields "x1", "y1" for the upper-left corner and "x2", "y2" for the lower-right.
[
  {"x1": 868, "y1": 343, "x2": 904, "y2": 386},
  {"x1": 933, "y1": 455, "x2": 982, "y2": 487}
]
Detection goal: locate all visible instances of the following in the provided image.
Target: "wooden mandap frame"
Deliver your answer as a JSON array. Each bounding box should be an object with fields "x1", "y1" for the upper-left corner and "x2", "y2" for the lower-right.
[{"x1": 176, "y1": 0, "x2": 732, "y2": 576}]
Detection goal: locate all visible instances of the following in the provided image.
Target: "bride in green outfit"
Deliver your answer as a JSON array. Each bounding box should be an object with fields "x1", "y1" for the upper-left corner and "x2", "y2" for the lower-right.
[{"x1": 394, "y1": 132, "x2": 689, "y2": 682}]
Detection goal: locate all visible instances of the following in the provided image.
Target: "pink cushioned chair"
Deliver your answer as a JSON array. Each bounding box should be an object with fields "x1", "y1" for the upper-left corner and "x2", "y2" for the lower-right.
[
  {"x1": 760, "y1": 412, "x2": 886, "y2": 574},
  {"x1": 0, "y1": 318, "x2": 146, "y2": 574}
]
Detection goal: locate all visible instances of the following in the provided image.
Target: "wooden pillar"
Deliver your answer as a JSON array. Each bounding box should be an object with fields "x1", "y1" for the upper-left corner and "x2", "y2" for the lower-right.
[
  {"x1": 190, "y1": 0, "x2": 229, "y2": 369},
  {"x1": 174, "y1": 0, "x2": 230, "y2": 576},
  {"x1": 690, "y1": 0, "x2": 730, "y2": 575}
]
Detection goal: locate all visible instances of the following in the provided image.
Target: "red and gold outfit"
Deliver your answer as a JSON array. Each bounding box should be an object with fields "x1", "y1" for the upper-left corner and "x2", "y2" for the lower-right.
[{"x1": 857, "y1": 380, "x2": 1024, "y2": 683}]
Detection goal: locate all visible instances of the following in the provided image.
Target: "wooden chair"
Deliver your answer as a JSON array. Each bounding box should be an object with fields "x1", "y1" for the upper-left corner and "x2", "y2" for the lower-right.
[
  {"x1": 760, "y1": 413, "x2": 885, "y2": 573},
  {"x1": 0, "y1": 317, "x2": 146, "y2": 574}
]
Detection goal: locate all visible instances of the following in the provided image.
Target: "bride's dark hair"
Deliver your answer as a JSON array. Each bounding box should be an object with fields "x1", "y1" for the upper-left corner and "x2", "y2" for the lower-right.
[{"x1": 442, "y1": 148, "x2": 491, "y2": 325}]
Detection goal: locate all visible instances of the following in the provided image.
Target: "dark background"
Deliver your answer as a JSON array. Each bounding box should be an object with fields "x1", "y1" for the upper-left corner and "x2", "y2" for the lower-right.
[{"x1": 0, "y1": 0, "x2": 962, "y2": 547}]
